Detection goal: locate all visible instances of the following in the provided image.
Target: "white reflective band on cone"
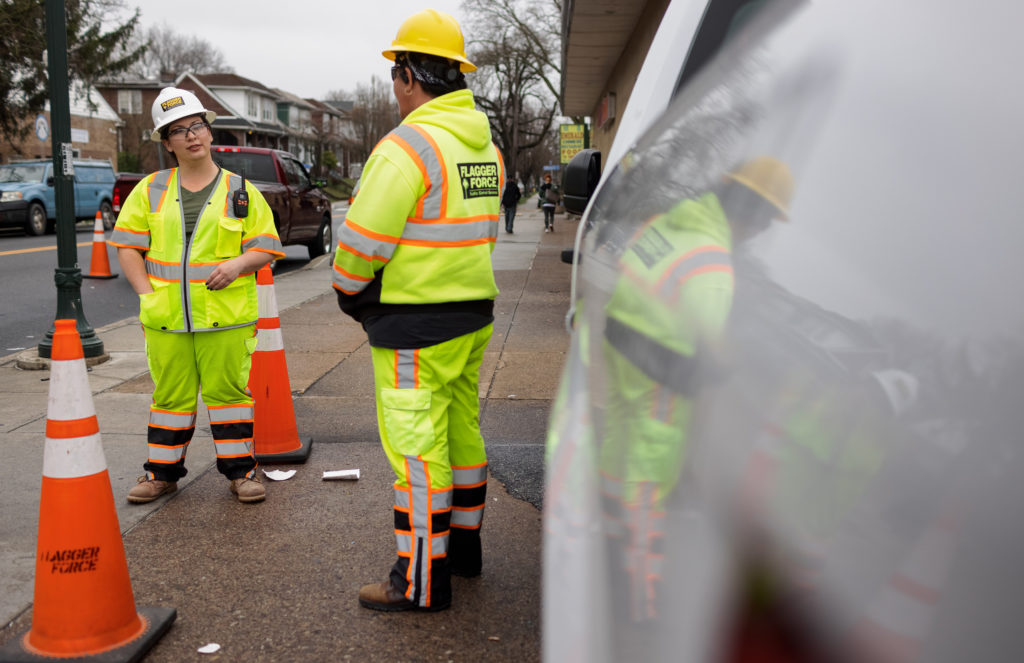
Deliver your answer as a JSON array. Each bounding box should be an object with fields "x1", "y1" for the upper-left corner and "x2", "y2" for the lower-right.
[
  {"x1": 255, "y1": 328, "x2": 284, "y2": 353},
  {"x1": 47, "y1": 359, "x2": 96, "y2": 421},
  {"x1": 43, "y1": 433, "x2": 107, "y2": 478},
  {"x1": 257, "y1": 284, "x2": 279, "y2": 318}
]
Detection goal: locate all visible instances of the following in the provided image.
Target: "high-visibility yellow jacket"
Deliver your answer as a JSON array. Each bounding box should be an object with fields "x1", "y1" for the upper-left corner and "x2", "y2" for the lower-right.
[
  {"x1": 332, "y1": 89, "x2": 503, "y2": 346},
  {"x1": 604, "y1": 192, "x2": 735, "y2": 394},
  {"x1": 110, "y1": 168, "x2": 284, "y2": 332}
]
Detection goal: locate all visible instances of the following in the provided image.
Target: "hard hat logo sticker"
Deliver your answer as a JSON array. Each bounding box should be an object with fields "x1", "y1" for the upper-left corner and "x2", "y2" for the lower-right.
[
  {"x1": 40, "y1": 546, "x2": 101, "y2": 574},
  {"x1": 160, "y1": 97, "x2": 185, "y2": 111}
]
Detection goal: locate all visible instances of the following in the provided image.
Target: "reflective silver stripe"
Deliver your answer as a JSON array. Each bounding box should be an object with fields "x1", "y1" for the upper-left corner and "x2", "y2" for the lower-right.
[
  {"x1": 145, "y1": 260, "x2": 179, "y2": 281},
  {"x1": 452, "y1": 508, "x2": 483, "y2": 528},
  {"x1": 110, "y1": 228, "x2": 150, "y2": 249},
  {"x1": 407, "y1": 457, "x2": 430, "y2": 534},
  {"x1": 395, "y1": 487, "x2": 411, "y2": 509},
  {"x1": 215, "y1": 440, "x2": 253, "y2": 457},
  {"x1": 255, "y1": 327, "x2": 284, "y2": 352},
  {"x1": 392, "y1": 125, "x2": 444, "y2": 220},
  {"x1": 433, "y1": 490, "x2": 452, "y2": 511},
  {"x1": 148, "y1": 443, "x2": 187, "y2": 463},
  {"x1": 396, "y1": 533, "x2": 413, "y2": 553},
  {"x1": 396, "y1": 349, "x2": 416, "y2": 389},
  {"x1": 332, "y1": 265, "x2": 372, "y2": 294},
  {"x1": 657, "y1": 248, "x2": 731, "y2": 298},
  {"x1": 401, "y1": 218, "x2": 498, "y2": 244},
  {"x1": 190, "y1": 321, "x2": 254, "y2": 333},
  {"x1": 225, "y1": 174, "x2": 242, "y2": 220},
  {"x1": 406, "y1": 456, "x2": 432, "y2": 607},
  {"x1": 432, "y1": 532, "x2": 449, "y2": 555},
  {"x1": 145, "y1": 260, "x2": 238, "y2": 283},
  {"x1": 652, "y1": 386, "x2": 673, "y2": 422},
  {"x1": 150, "y1": 410, "x2": 196, "y2": 428},
  {"x1": 147, "y1": 170, "x2": 173, "y2": 214},
  {"x1": 336, "y1": 221, "x2": 398, "y2": 262},
  {"x1": 243, "y1": 234, "x2": 284, "y2": 254},
  {"x1": 452, "y1": 464, "x2": 487, "y2": 487},
  {"x1": 209, "y1": 405, "x2": 253, "y2": 423},
  {"x1": 186, "y1": 264, "x2": 216, "y2": 282}
]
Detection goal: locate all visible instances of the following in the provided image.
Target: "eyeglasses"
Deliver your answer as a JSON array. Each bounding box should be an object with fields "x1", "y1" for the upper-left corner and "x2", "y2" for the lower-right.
[
  {"x1": 166, "y1": 121, "x2": 208, "y2": 140},
  {"x1": 390, "y1": 64, "x2": 405, "y2": 81}
]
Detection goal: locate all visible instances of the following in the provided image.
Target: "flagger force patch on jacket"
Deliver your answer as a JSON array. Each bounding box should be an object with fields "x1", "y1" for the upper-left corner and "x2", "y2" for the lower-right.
[{"x1": 457, "y1": 162, "x2": 499, "y2": 199}]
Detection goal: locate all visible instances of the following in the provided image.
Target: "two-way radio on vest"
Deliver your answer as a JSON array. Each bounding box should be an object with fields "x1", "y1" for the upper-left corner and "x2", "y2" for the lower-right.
[{"x1": 233, "y1": 167, "x2": 249, "y2": 218}]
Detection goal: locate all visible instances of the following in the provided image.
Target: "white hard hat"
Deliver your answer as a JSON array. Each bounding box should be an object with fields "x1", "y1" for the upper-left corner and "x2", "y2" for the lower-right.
[{"x1": 150, "y1": 87, "x2": 216, "y2": 142}]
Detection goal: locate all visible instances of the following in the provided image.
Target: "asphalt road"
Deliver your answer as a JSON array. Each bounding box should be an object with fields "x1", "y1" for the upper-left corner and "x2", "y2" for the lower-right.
[{"x1": 0, "y1": 202, "x2": 348, "y2": 355}]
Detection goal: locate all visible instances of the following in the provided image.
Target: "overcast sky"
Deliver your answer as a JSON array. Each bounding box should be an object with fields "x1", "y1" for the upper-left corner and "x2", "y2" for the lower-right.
[{"x1": 126, "y1": 0, "x2": 468, "y2": 100}]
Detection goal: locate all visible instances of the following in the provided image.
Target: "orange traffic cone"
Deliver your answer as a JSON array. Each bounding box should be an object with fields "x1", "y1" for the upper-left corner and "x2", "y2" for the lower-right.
[
  {"x1": 0, "y1": 319, "x2": 174, "y2": 662},
  {"x1": 82, "y1": 211, "x2": 117, "y2": 280},
  {"x1": 249, "y1": 265, "x2": 312, "y2": 463}
]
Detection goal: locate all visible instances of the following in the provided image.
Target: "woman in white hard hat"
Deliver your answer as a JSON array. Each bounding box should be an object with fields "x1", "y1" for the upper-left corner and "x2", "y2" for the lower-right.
[{"x1": 110, "y1": 87, "x2": 285, "y2": 505}]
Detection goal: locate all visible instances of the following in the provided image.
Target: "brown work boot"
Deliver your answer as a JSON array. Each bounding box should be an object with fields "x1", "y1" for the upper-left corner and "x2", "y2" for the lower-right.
[
  {"x1": 358, "y1": 579, "x2": 450, "y2": 612},
  {"x1": 127, "y1": 476, "x2": 177, "y2": 504},
  {"x1": 229, "y1": 476, "x2": 265, "y2": 503}
]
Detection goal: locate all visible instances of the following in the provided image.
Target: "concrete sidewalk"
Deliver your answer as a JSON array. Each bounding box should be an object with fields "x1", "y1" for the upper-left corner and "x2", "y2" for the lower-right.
[{"x1": 0, "y1": 204, "x2": 577, "y2": 661}]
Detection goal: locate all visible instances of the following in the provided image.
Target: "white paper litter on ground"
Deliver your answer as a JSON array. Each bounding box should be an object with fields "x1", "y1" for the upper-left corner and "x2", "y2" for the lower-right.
[
  {"x1": 322, "y1": 469, "x2": 360, "y2": 481},
  {"x1": 262, "y1": 469, "x2": 297, "y2": 481},
  {"x1": 197, "y1": 643, "x2": 221, "y2": 654}
]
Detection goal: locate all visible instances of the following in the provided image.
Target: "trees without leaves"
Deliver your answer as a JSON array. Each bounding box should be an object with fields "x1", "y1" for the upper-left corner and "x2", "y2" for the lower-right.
[
  {"x1": 461, "y1": 0, "x2": 562, "y2": 183},
  {"x1": 327, "y1": 76, "x2": 399, "y2": 167},
  {"x1": 126, "y1": 22, "x2": 234, "y2": 79},
  {"x1": 0, "y1": 0, "x2": 144, "y2": 141}
]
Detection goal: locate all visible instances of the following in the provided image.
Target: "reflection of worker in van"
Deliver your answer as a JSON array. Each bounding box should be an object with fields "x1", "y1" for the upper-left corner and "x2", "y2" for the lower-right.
[{"x1": 598, "y1": 156, "x2": 793, "y2": 622}]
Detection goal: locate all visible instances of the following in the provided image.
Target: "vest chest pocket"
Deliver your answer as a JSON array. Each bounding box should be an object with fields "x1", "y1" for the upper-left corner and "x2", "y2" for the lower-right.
[
  {"x1": 147, "y1": 212, "x2": 167, "y2": 253},
  {"x1": 215, "y1": 217, "x2": 244, "y2": 258}
]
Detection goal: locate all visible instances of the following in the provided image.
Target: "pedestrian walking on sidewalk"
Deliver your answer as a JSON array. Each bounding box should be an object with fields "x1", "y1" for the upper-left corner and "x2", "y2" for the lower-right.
[
  {"x1": 332, "y1": 8, "x2": 503, "y2": 612},
  {"x1": 501, "y1": 175, "x2": 521, "y2": 233},
  {"x1": 539, "y1": 172, "x2": 559, "y2": 232},
  {"x1": 110, "y1": 87, "x2": 285, "y2": 505}
]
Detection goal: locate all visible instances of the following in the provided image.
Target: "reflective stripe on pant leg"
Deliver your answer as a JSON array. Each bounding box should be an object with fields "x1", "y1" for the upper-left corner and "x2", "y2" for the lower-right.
[
  {"x1": 449, "y1": 324, "x2": 491, "y2": 532},
  {"x1": 392, "y1": 457, "x2": 452, "y2": 608},
  {"x1": 145, "y1": 408, "x2": 196, "y2": 480},
  {"x1": 374, "y1": 342, "x2": 462, "y2": 607},
  {"x1": 144, "y1": 327, "x2": 200, "y2": 482},
  {"x1": 196, "y1": 325, "x2": 258, "y2": 480}
]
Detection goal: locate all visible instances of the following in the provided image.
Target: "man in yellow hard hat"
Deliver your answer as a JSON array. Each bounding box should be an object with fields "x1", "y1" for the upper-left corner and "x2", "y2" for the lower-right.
[
  {"x1": 595, "y1": 156, "x2": 793, "y2": 620},
  {"x1": 332, "y1": 9, "x2": 504, "y2": 612}
]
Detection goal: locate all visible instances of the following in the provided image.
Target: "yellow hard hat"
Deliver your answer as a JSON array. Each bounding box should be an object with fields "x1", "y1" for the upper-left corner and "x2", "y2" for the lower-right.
[
  {"x1": 382, "y1": 9, "x2": 476, "y2": 73},
  {"x1": 724, "y1": 156, "x2": 794, "y2": 220}
]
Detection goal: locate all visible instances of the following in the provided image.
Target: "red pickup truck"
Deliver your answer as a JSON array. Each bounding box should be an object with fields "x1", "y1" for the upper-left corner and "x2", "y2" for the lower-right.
[{"x1": 112, "y1": 146, "x2": 333, "y2": 258}]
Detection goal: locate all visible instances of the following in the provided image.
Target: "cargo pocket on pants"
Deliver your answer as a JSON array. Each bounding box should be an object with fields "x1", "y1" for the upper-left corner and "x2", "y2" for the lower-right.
[{"x1": 380, "y1": 388, "x2": 433, "y2": 457}]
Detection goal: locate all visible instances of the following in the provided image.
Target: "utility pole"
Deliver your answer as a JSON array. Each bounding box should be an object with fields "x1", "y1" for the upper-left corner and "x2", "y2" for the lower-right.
[{"x1": 37, "y1": 0, "x2": 105, "y2": 360}]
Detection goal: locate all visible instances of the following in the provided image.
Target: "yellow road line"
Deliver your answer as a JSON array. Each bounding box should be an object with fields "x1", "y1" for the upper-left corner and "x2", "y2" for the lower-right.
[{"x1": 0, "y1": 242, "x2": 91, "y2": 257}]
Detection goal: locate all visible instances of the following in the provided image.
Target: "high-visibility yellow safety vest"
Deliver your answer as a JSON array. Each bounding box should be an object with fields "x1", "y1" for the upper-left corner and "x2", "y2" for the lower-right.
[
  {"x1": 110, "y1": 168, "x2": 284, "y2": 332},
  {"x1": 332, "y1": 89, "x2": 503, "y2": 307}
]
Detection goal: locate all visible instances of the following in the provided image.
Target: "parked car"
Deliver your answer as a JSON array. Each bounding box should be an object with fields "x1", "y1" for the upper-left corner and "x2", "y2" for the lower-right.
[
  {"x1": 112, "y1": 147, "x2": 333, "y2": 259},
  {"x1": 548, "y1": 1, "x2": 1024, "y2": 662},
  {"x1": 0, "y1": 159, "x2": 115, "y2": 235}
]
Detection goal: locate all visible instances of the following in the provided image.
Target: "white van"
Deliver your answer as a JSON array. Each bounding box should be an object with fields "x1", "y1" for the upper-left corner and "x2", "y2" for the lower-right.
[{"x1": 547, "y1": 1, "x2": 1024, "y2": 661}]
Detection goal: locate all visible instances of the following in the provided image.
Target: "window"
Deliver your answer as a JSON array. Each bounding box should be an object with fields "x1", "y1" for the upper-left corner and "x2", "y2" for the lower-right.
[
  {"x1": 262, "y1": 99, "x2": 273, "y2": 122},
  {"x1": 117, "y1": 89, "x2": 142, "y2": 114},
  {"x1": 247, "y1": 94, "x2": 258, "y2": 117}
]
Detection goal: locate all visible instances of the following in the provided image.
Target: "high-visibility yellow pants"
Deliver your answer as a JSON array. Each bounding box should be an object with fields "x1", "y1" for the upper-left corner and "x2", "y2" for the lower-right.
[
  {"x1": 371, "y1": 324, "x2": 492, "y2": 609},
  {"x1": 143, "y1": 325, "x2": 258, "y2": 482}
]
